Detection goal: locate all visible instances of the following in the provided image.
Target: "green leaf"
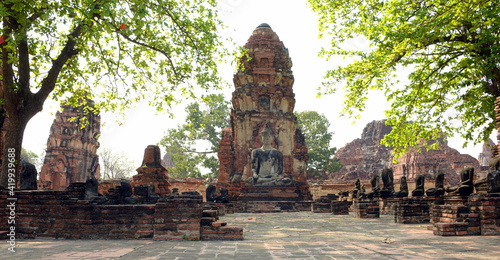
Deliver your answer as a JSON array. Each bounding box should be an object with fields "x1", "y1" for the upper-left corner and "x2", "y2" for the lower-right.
[{"x1": 308, "y1": 0, "x2": 500, "y2": 157}]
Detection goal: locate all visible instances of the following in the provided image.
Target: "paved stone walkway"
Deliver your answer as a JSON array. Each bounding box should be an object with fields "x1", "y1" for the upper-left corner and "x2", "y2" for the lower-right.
[{"x1": 2, "y1": 212, "x2": 500, "y2": 259}]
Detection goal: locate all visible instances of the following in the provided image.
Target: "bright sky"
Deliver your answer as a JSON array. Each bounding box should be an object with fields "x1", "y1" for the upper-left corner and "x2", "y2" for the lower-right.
[{"x1": 23, "y1": 0, "x2": 490, "y2": 168}]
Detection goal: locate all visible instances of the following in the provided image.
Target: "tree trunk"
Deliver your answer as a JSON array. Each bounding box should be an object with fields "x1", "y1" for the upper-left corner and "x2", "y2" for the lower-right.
[
  {"x1": 495, "y1": 96, "x2": 500, "y2": 157},
  {"x1": 0, "y1": 114, "x2": 30, "y2": 188},
  {"x1": 0, "y1": 106, "x2": 7, "y2": 171}
]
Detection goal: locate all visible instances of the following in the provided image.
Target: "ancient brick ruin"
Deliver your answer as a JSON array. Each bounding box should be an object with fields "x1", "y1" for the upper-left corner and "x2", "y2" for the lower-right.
[
  {"x1": 0, "y1": 189, "x2": 243, "y2": 240},
  {"x1": 334, "y1": 120, "x2": 393, "y2": 181},
  {"x1": 131, "y1": 145, "x2": 171, "y2": 196},
  {"x1": 38, "y1": 102, "x2": 101, "y2": 190},
  {"x1": 334, "y1": 119, "x2": 480, "y2": 186},
  {"x1": 0, "y1": 144, "x2": 243, "y2": 240},
  {"x1": 2, "y1": 23, "x2": 500, "y2": 243},
  {"x1": 217, "y1": 23, "x2": 311, "y2": 207},
  {"x1": 394, "y1": 141, "x2": 479, "y2": 186}
]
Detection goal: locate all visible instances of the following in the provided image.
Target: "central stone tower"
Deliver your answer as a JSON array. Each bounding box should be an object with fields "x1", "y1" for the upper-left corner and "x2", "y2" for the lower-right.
[{"x1": 218, "y1": 23, "x2": 311, "y2": 202}]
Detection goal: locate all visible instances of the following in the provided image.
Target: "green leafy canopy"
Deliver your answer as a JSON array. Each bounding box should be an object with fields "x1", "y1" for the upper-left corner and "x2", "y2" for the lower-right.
[
  {"x1": 158, "y1": 93, "x2": 230, "y2": 178},
  {"x1": 1, "y1": 0, "x2": 231, "y2": 113},
  {"x1": 308, "y1": 0, "x2": 500, "y2": 157},
  {"x1": 296, "y1": 111, "x2": 342, "y2": 176}
]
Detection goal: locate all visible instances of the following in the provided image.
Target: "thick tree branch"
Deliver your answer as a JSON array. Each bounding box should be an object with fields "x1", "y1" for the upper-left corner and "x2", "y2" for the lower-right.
[
  {"x1": 2, "y1": 16, "x2": 18, "y2": 114},
  {"x1": 34, "y1": 24, "x2": 83, "y2": 108},
  {"x1": 486, "y1": 66, "x2": 500, "y2": 97},
  {"x1": 185, "y1": 150, "x2": 217, "y2": 154},
  {"x1": 27, "y1": 9, "x2": 47, "y2": 23},
  {"x1": 116, "y1": 30, "x2": 180, "y2": 80},
  {"x1": 18, "y1": 38, "x2": 31, "y2": 96}
]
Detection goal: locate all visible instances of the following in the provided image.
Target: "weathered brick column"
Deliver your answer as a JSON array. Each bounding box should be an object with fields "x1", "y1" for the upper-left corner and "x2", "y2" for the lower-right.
[
  {"x1": 476, "y1": 196, "x2": 500, "y2": 235},
  {"x1": 153, "y1": 193, "x2": 203, "y2": 240}
]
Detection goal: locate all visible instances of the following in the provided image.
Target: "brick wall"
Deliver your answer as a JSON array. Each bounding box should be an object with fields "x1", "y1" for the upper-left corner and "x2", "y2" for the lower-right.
[
  {"x1": 0, "y1": 190, "x2": 239, "y2": 240},
  {"x1": 0, "y1": 191, "x2": 155, "y2": 239},
  {"x1": 153, "y1": 194, "x2": 202, "y2": 240}
]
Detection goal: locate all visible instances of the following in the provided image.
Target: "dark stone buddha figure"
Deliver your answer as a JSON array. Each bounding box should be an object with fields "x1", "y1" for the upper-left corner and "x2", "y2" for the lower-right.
[
  {"x1": 447, "y1": 166, "x2": 474, "y2": 196},
  {"x1": 367, "y1": 175, "x2": 380, "y2": 199},
  {"x1": 426, "y1": 172, "x2": 445, "y2": 196},
  {"x1": 379, "y1": 168, "x2": 394, "y2": 198},
  {"x1": 395, "y1": 176, "x2": 409, "y2": 197},
  {"x1": 487, "y1": 157, "x2": 500, "y2": 194},
  {"x1": 411, "y1": 174, "x2": 425, "y2": 197}
]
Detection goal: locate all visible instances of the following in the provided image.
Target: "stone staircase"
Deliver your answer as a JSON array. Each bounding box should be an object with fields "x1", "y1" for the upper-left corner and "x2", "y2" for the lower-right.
[{"x1": 200, "y1": 208, "x2": 243, "y2": 240}]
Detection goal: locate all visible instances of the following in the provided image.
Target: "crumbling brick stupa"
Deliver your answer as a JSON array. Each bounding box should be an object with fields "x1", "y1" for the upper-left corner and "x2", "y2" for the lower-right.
[
  {"x1": 217, "y1": 23, "x2": 311, "y2": 202},
  {"x1": 38, "y1": 101, "x2": 100, "y2": 190}
]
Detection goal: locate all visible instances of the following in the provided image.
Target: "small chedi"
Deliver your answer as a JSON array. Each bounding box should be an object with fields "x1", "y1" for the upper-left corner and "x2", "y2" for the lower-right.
[
  {"x1": 217, "y1": 23, "x2": 311, "y2": 202},
  {"x1": 130, "y1": 145, "x2": 171, "y2": 196},
  {"x1": 39, "y1": 101, "x2": 100, "y2": 190}
]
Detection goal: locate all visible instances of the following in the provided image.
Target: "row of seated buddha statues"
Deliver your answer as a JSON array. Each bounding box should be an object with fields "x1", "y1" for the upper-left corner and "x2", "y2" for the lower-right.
[
  {"x1": 352, "y1": 168, "x2": 409, "y2": 199},
  {"x1": 352, "y1": 164, "x2": 500, "y2": 200}
]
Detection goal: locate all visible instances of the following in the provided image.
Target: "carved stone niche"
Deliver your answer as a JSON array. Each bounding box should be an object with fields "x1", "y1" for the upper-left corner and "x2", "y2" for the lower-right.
[{"x1": 258, "y1": 95, "x2": 270, "y2": 111}]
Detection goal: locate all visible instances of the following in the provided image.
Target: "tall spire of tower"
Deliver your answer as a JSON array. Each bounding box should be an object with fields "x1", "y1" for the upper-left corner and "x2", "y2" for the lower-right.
[{"x1": 233, "y1": 23, "x2": 295, "y2": 114}]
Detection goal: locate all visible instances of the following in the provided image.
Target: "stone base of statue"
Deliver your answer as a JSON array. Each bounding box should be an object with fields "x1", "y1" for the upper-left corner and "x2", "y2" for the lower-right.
[
  {"x1": 432, "y1": 195, "x2": 500, "y2": 236},
  {"x1": 395, "y1": 197, "x2": 434, "y2": 224},
  {"x1": 432, "y1": 198, "x2": 480, "y2": 236},
  {"x1": 332, "y1": 200, "x2": 352, "y2": 215},
  {"x1": 353, "y1": 198, "x2": 380, "y2": 218},
  {"x1": 443, "y1": 195, "x2": 470, "y2": 206},
  {"x1": 473, "y1": 195, "x2": 500, "y2": 235},
  {"x1": 379, "y1": 197, "x2": 400, "y2": 215},
  {"x1": 235, "y1": 183, "x2": 313, "y2": 213},
  {"x1": 238, "y1": 186, "x2": 300, "y2": 201},
  {"x1": 251, "y1": 176, "x2": 294, "y2": 187}
]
